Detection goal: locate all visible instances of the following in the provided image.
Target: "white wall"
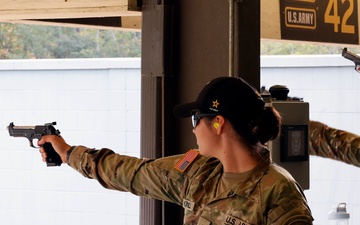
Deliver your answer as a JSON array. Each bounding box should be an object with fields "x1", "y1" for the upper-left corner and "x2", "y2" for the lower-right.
[
  {"x1": 0, "y1": 55, "x2": 359, "y2": 225},
  {"x1": 0, "y1": 58, "x2": 141, "y2": 225}
]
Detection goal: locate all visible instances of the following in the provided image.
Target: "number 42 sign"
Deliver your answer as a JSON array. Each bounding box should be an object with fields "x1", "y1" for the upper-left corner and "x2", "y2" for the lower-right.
[
  {"x1": 280, "y1": 0, "x2": 359, "y2": 45},
  {"x1": 325, "y1": 0, "x2": 355, "y2": 34}
]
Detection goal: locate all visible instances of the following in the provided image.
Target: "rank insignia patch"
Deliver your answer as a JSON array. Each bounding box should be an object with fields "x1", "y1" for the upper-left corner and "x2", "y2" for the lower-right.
[{"x1": 174, "y1": 149, "x2": 199, "y2": 172}]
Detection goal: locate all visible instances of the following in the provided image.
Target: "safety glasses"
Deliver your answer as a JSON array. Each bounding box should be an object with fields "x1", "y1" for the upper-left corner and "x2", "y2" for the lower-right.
[{"x1": 191, "y1": 111, "x2": 218, "y2": 128}]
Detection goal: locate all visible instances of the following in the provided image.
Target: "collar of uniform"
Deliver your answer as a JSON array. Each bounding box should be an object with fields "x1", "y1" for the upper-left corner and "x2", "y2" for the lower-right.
[
  {"x1": 210, "y1": 158, "x2": 271, "y2": 202},
  {"x1": 231, "y1": 158, "x2": 271, "y2": 198},
  {"x1": 201, "y1": 160, "x2": 224, "y2": 195},
  {"x1": 201, "y1": 148, "x2": 271, "y2": 199}
]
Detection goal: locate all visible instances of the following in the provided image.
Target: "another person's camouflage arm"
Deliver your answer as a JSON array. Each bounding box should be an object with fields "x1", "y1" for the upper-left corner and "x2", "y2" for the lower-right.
[{"x1": 309, "y1": 120, "x2": 360, "y2": 167}]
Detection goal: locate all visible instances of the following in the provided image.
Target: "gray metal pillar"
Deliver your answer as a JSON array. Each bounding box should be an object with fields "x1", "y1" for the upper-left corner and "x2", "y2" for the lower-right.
[{"x1": 140, "y1": 1, "x2": 176, "y2": 225}]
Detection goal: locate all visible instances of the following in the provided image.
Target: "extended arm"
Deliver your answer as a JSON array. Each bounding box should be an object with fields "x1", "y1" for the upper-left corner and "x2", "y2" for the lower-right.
[
  {"x1": 309, "y1": 120, "x2": 360, "y2": 167},
  {"x1": 38, "y1": 135, "x2": 188, "y2": 204}
]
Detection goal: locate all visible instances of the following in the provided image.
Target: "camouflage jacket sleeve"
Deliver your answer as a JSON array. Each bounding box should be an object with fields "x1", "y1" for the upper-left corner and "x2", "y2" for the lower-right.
[
  {"x1": 67, "y1": 145, "x2": 194, "y2": 205},
  {"x1": 309, "y1": 120, "x2": 360, "y2": 167}
]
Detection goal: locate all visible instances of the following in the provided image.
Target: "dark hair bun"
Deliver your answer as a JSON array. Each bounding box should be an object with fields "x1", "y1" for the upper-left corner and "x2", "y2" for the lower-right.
[
  {"x1": 253, "y1": 106, "x2": 281, "y2": 144},
  {"x1": 229, "y1": 106, "x2": 281, "y2": 146}
]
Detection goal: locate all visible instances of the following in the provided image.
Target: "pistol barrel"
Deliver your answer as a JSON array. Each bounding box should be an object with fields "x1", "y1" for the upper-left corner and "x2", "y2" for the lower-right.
[{"x1": 342, "y1": 48, "x2": 360, "y2": 63}]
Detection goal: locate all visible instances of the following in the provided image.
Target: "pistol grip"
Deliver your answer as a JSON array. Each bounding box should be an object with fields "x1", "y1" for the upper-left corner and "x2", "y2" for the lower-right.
[{"x1": 43, "y1": 142, "x2": 62, "y2": 166}]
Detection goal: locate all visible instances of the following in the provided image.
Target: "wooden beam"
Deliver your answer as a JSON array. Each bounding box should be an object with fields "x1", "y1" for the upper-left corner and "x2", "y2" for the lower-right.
[
  {"x1": 0, "y1": 16, "x2": 142, "y2": 31},
  {"x1": 0, "y1": 0, "x2": 274, "y2": 34},
  {"x1": 0, "y1": 0, "x2": 140, "y2": 20}
]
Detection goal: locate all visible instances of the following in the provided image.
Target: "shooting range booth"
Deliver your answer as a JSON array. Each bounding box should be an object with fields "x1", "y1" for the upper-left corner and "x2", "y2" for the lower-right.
[
  {"x1": 139, "y1": 0, "x2": 360, "y2": 224},
  {"x1": 140, "y1": 1, "x2": 260, "y2": 225}
]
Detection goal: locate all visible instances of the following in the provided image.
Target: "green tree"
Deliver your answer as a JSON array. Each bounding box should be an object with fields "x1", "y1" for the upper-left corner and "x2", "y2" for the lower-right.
[
  {"x1": 0, "y1": 23, "x2": 20, "y2": 58},
  {"x1": 261, "y1": 40, "x2": 360, "y2": 55},
  {"x1": 0, "y1": 22, "x2": 141, "y2": 59},
  {"x1": 2, "y1": 22, "x2": 360, "y2": 59}
]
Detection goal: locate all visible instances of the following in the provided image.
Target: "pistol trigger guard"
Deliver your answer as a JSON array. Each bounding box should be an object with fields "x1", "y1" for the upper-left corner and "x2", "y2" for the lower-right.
[{"x1": 29, "y1": 139, "x2": 37, "y2": 148}]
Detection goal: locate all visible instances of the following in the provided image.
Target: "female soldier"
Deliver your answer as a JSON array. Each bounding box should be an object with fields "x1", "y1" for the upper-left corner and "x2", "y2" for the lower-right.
[{"x1": 38, "y1": 76, "x2": 313, "y2": 224}]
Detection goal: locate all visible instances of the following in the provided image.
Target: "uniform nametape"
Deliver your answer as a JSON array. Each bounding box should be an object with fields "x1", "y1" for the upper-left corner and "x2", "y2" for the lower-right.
[
  {"x1": 182, "y1": 199, "x2": 195, "y2": 211},
  {"x1": 224, "y1": 215, "x2": 251, "y2": 225}
]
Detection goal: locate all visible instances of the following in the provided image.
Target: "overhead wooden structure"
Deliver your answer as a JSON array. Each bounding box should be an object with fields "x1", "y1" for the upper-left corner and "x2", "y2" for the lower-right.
[
  {"x1": 0, "y1": 0, "x2": 359, "y2": 46},
  {"x1": 0, "y1": 0, "x2": 142, "y2": 31}
]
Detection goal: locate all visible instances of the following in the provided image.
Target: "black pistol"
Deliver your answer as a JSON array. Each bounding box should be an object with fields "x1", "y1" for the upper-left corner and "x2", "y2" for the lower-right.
[
  {"x1": 7, "y1": 122, "x2": 62, "y2": 166},
  {"x1": 342, "y1": 47, "x2": 360, "y2": 72}
]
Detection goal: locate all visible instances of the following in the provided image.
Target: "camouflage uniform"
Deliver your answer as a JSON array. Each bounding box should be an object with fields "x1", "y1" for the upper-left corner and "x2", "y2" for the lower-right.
[
  {"x1": 309, "y1": 120, "x2": 360, "y2": 167},
  {"x1": 68, "y1": 146, "x2": 313, "y2": 225}
]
